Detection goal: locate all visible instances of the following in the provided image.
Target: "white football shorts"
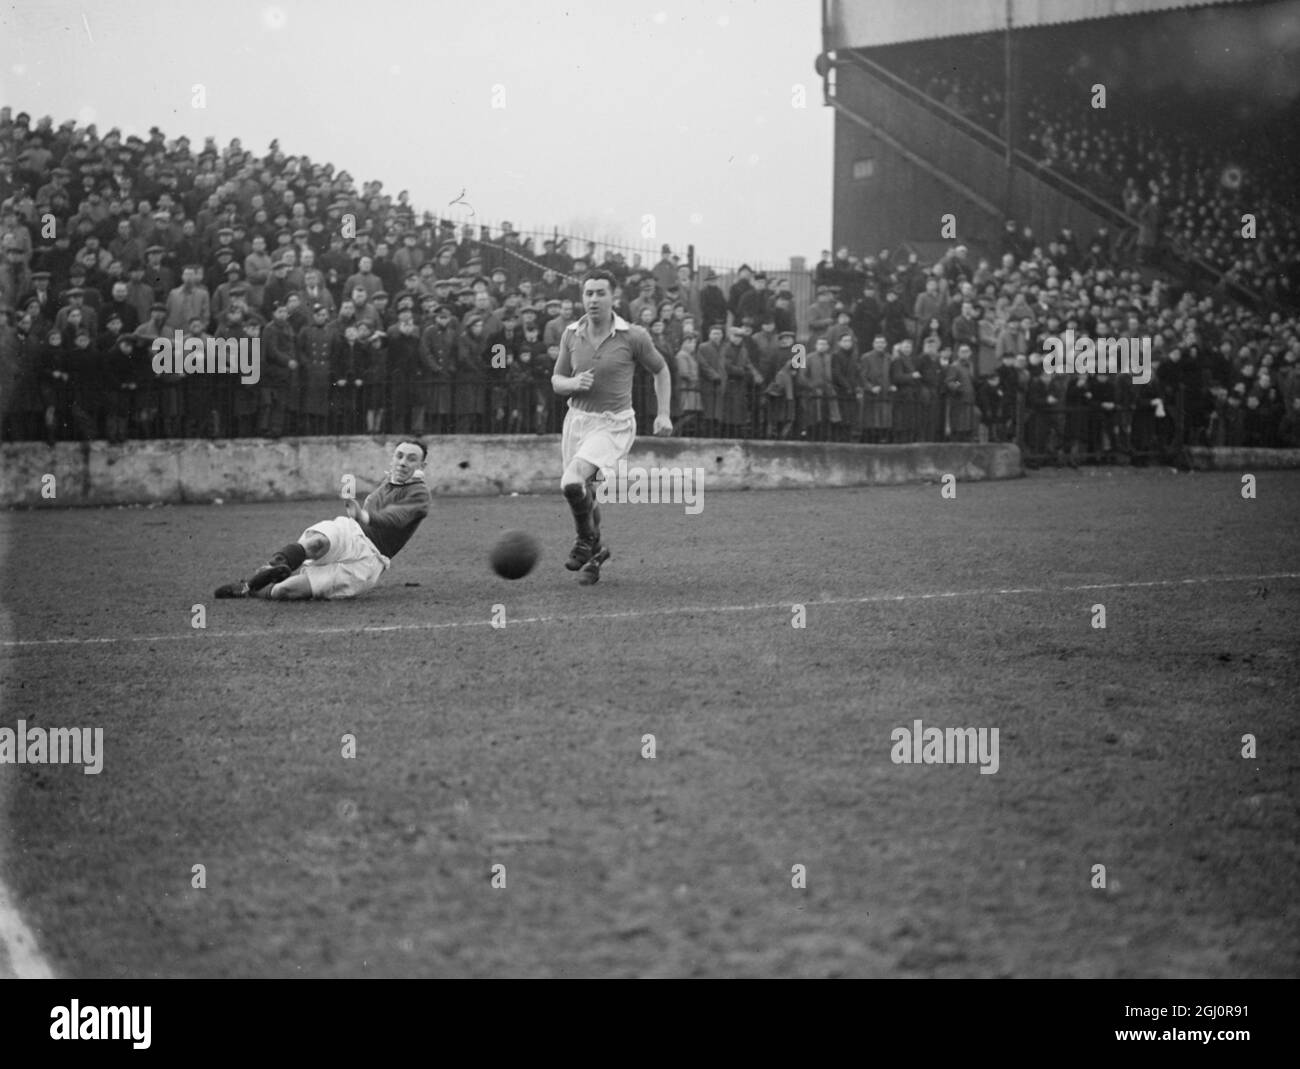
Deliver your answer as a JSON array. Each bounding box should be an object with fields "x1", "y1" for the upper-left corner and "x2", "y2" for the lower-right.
[
  {"x1": 299, "y1": 516, "x2": 390, "y2": 599},
  {"x1": 561, "y1": 406, "x2": 637, "y2": 484}
]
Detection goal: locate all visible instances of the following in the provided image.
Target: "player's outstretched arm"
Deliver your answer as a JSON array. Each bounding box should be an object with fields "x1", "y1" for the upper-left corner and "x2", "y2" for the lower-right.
[{"x1": 652, "y1": 365, "x2": 673, "y2": 436}]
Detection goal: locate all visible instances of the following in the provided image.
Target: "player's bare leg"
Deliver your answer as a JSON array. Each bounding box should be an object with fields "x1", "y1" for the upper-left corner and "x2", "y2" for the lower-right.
[
  {"x1": 561, "y1": 457, "x2": 604, "y2": 572},
  {"x1": 214, "y1": 531, "x2": 329, "y2": 599}
]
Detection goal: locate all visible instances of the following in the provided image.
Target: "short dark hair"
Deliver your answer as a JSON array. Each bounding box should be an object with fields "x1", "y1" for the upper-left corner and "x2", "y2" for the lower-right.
[
  {"x1": 581, "y1": 269, "x2": 617, "y2": 292},
  {"x1": 394, "y1": 437, "x2": 427, "y2": 460}
]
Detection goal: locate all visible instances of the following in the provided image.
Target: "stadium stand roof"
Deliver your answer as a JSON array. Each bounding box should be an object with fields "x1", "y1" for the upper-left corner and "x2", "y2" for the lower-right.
[{"x1": 825, "y1": 0, "x2": 1258, "y2": 50}]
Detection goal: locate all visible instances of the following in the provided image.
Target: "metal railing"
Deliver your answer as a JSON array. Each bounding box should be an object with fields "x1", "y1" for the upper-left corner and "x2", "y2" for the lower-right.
[
  {"x1": 849, "y1": 52, "x2": 1278, "y2": 312},
  {"x1": 1008, "y1": 387, "x2": 1294, "y2": 462},
  {"x1": 1012, "y1": 393, "x2": 1186, "y2": 467},
  {"x1": 11, "y1": 377, "x2": 1293, "y2": 453},
  {"x1": 460, "y1": 219, "x2": 689, "y2": 283},
  {"x1": 841, "y1": 52, "x2": 1137, "y2": 242}
]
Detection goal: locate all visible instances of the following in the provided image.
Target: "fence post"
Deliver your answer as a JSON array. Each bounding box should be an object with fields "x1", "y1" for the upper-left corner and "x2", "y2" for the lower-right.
[{"x1": 1175, "y1": 384, "x2": 1188, "y2": 467}]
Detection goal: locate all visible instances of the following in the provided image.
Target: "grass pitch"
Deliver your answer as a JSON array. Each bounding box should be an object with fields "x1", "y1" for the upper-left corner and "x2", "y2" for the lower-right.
[{"x1": 1, "y1": 468, "x2": 1297, "y2": 977}]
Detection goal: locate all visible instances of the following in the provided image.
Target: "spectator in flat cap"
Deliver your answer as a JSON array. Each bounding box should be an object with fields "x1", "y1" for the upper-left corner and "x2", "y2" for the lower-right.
[
  {"x1": 700, "y1": 270, "x2": 728, "y2": 335},
  {"x1": 210, "y1": 224, "x2": 236, "y2": 258},
  {"x1": 370, "y1": 290, "x2": 392, "y2": 330},
  {"x1": 165, "y1": 264, "x2": 211, "y2": 332},
  {"x1": 353, "y1": 320, "x2": 388, "y2": 434},
  {"x1": 202, "y1": 247, "x2": 235, "y2": 295},
  {"x1": 453, "y1": 312, "x2": 490, "y2": 433},
  {"x1": 169, "y1": 218, "x2": 202, "y2": 271},
  {"x1": 258, "y1": 300, "x2": 298, "y2": 438},
  {"x1": 542, "y1": 297, "x2": 575, "y2": 348},
  {"x1": 23, "y1": 322, "x2": 63, "y2": 445},
  {"x1": 695, "y1": 324, "x2": 727, "y2": 437},
  {"x1": 737, "y1": 272, "x2": 771, "y2": 327},
  {"x1": 141, "y1": 245, "x2": 175, "y2": 303},
  {"x1": 130, "y1": 300, "x2": 169, "y2": 341},
  {"x1": 385, "y1": 300, "x2": 423, "y2": 433},
  {"x1": 398, "y1": 270, "x2": 424, "y2": 308},
  {"x1": 394, "y1": 231, "x2": 425, "y2": 278},
  {"x1": 728, "y1": 265, "x2": 756, "y2": 323},
  {"x1": 346, "y1": 284, "x2": 381, "y2": 332},
  {"x1": 408, "y1": 262, "x2": 433, "y2": 297},
  {"x1": 16, "y1": 270, "x2": 54, "y2": 323},
  {"x1": 300, "y1": 268, "x2": 334, "y2": 315},
  {"x1": 59, "y1": 325, "x2": 106, "y2": 444},
  {"x1": 629, "y1": 277, "x2": 659, "y2": 325},
  {"x1": 273, "y1": 248, "x2": 304, "y2": 292},
  {"x1": 652, "y1": 245, "x2": 678, "y2": 294},
  {"x1": 769, "y1": 287, "x2": 795, "y2": 337},
  {"x1": 672, "y1": 264, "x2": 701, "y2": 325},
  {"x1": 287, "y1": 300, "x2": 326, "y2": 432},
  {"x1": 55, "y1": 286, "x2": 99, "y2": 336},
  {"x1": 418, "y1": 301, "x2": 458, "y2": 434},
  {"x1": 532, "y1": 266, "x2": 561, "y2": 304},
  {"x1": 262, "y1": 257, "x2": 295, "y2": 312},
  {"x1": 102, "y1": 279, "x2": 141, "y2": 334},
  {"x1": 107, "y1": 217, "x2": 144, "y2": 271},
  {"x1": 370, "y1": 240, "x2": 400, "y2": 295},
  {"x1": 320, "y1": 234, "x2": 351, "y2": 281},
  {"x1": 432, "y1": 242, "x2": 459, "y2": 281},
  {"x1": 213, "y1": 264, "x2": 245, "y2": 323},
  {"x1": 244, "y1": 233, "x2": 273, "y2": 310},
  {"x1": 296, "y1": 246, "x2": 320, "y2": 282},
  {"x1": 343, "y1": 255, "x2": 382, "y2": 301}
]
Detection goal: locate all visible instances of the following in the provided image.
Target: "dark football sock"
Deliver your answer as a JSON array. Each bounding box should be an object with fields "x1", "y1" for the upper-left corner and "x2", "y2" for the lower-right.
[
  {"x1": 563, "y1": 482, "x2": 595, "y2": 539},
  {"x1": 270, "y1": 542, "x2": 308, "y2": 570}
]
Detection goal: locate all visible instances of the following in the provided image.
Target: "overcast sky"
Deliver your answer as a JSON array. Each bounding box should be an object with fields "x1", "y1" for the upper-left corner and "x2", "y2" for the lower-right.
[{"x1": 0, "y1": 0, "x2": 832, "y2": 266}]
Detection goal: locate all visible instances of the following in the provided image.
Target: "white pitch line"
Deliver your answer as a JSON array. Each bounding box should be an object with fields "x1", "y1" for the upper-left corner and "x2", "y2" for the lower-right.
[
  {"x1": 0, "y1": 870, "x2": 54, "y2": 978},
  {"x1": 1, "y1": 572, "x2": 1295, "y2": 651}
]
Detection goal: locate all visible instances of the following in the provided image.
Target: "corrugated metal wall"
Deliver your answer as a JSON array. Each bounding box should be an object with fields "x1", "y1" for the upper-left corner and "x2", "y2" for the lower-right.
[{"x1": 826, "y1": 0, "x2": 1253, "y2": 49}]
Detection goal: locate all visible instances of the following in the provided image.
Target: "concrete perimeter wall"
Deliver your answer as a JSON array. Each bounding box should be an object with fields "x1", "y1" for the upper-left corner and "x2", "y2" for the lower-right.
[
  {"x1": 1186, "y1": 447, "x2": 1300, "y2": 471},
  {"x1": 1, "y1": 436, "x2": 1022, "y2": 507}
]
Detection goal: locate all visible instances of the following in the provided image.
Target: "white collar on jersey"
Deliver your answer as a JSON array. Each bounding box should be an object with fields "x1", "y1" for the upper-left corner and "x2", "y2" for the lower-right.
[{"x1": 567, "y1": 313, "x2": 631, "y2": 333}]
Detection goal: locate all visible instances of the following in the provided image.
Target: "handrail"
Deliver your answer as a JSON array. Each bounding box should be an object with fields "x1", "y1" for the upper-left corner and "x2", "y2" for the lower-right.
[
  {"x1": 843, "y1": 52, "x2": 1138, "y2": 236},
  {"x1": 827, "y1": 98, "x2": 1002, "y2": 218},
  {"x1": 843, "y1": 52, "x2": 1007, "y2": 156},
  {"x1": 1010, "y1": 152, "x2": 1135, "y2": 235}
]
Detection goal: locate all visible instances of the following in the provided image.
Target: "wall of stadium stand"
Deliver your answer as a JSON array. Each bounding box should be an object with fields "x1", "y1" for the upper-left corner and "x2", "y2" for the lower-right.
[
  {"x1": 3, "y1": 439, "x2": 1297, "y2": 508},
  {"x1": 2, "y1": 437, "x2": 1028, "y2": 507}
]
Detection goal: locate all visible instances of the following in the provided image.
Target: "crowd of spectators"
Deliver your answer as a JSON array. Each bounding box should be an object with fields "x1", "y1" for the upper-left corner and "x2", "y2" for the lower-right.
[
  {"x1": 0, "y1": 108, "x2": 783, "y2": 443},
  {"x1": 1, "y1": 106, "x2": 1297, "y2": 458},
  {"x1": 875, "y1": 40, "x2": 1300, "y2": 308},
  {"x1": 801, "y1": 233, "x2": 1300, "y2": 458}
]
